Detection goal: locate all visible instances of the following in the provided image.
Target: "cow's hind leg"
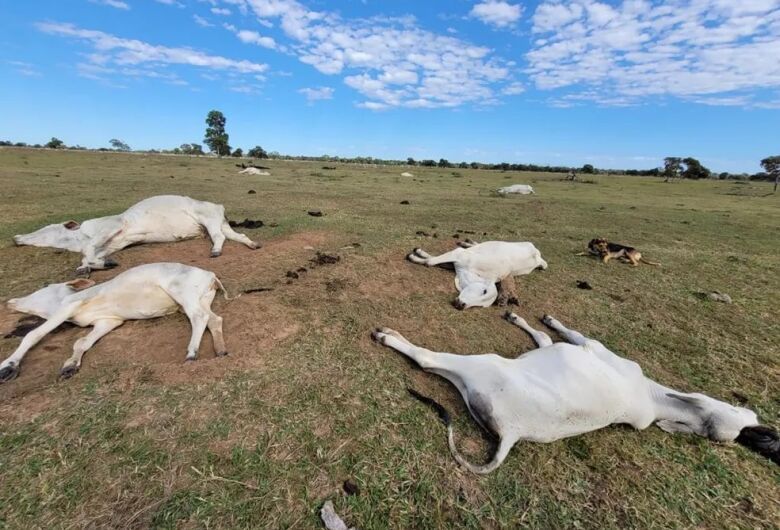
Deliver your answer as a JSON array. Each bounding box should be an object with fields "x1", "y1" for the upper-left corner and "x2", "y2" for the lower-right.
[
  {"x1": 505, "y1": 312, "x2": 552, "y2": 347},
  {"x1": 164, "y1": 286, "x2": 212, "y2": 361},
  {"x1": 60, "y1": 319, "x2": 123, "y2": 378},
  {"x1": 221, "y1": 220, "x2": 260, "y2": 250},
  {"x1": 201, "y1": 218, "x2": 228, "y2": 257},
  {"x1": 200, "y1": 287, "x2": 227, "y2": 356}
]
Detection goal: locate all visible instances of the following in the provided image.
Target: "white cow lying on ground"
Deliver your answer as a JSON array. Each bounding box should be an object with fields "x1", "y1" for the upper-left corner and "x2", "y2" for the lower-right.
[
  {"x1": 497, "y1": 184, "x2": 535, "y2": 195},
  {"x1": 373, "y1": 313, "x2": 779, "y2": 473},
  {"x1": 13, "y1": 195, "x2": 260, "y2": 274},
  {"x1": 0, "y1": 263, "x2": 230, "y2": 382},
  {"x1": 407, "y1": 241, "x2": 547, "y2": 309}
]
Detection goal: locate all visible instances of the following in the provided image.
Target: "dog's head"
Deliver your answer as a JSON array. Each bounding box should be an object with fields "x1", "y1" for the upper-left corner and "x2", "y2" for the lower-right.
[{"x1": 588, "y1": 238, "x2": 609, "y2": 254}]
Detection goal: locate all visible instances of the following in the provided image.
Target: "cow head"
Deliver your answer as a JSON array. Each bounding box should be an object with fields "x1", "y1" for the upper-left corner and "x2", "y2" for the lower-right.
[
  {"x1": 7, "y1": 279, "x2": 95, "y2": 319},
  {"x1": 655, "y1": 393, "x2": 759, "y2": 442},
  {"x1": 13, "y1": 220, "x2": 86, "y2": 252},
  {"x1": 454, "y1": 279, "x2": 498, "y2": 309}
]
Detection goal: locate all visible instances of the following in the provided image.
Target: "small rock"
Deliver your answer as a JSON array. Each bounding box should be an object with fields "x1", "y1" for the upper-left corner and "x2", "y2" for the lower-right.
[
  {"x1": 247, "y1": 189, "x2": 256, "y2": 194},
  {"x1": 286, "y1": 271, "x2": 299, "y2": 279},
  {"x1": 400, "y1": 200, "x2": 410, "y2": 205},
  {"x1": 576, "y1": 280, "x2": 593, "y2": 290},
  {"x1": 707, "y1": 291, "x2": 732, "y2": 303},
  {"x1": 308, "y1": 210, "x2": 324, "y2": 217}
]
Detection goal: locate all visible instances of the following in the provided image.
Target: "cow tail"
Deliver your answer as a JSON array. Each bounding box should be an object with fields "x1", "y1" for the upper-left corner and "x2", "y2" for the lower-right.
[
  {"x1": 214, "y1": 277, "x2": 239, "y2": 301},
  {"x1": 406, "y1": 387, "x2": 510, "y2": 474}
]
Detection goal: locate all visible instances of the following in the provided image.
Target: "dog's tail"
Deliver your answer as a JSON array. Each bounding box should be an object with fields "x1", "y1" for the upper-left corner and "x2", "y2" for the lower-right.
[
  {"x1": 736, "y1": 425, "x2": 780, "y2": 466},
  {"x1": 639, "y1": 257, "x2": 661, "y2": 266},
  {"x1": 214, "y1": 277, "x2": 240, "y2": 301},
  {"x1": 406, "y1": 388, "x2": 511, "y2": 475}
]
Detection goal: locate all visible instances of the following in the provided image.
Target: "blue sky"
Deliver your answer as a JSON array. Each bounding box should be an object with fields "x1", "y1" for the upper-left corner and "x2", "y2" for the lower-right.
[{"x1": 2, "y1": 0, "x2": 779, "y2": 173}]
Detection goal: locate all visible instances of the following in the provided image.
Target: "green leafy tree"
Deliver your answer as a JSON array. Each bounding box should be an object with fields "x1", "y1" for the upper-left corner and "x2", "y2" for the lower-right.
[
  {"x1": 232, "y1": 147, "x2": 244, "y2": 157},
  {"x1": 204, "y1": 110, "x2": 231, "y2": 156},
  {"x1": 420, "y1": 159, "x2": 436, "y2": 167},
  {"x1": 581, "y1": 164, "x2": 595, "y2": 174},
  {"x1": 438, "y1": 158, "x2": 450, "y2": 168},
  {"x1": 109, "y1": 138, "x2": 130, "y2": 151},
  {"x1": 406, "y1": 157, "x2": 416, "y2": 166},
  {"x1": 180, "y1": 143, "x2": 204, "y2": 155},
  {"x1": 663, "y1": 157, "x2": 682, "y2": 182},
  {"x1": 45, "y1": 137, "x2": 64, "y2": 149},
  {"x1": 247, "y1": 145, "x2": 268, "y2": 158},
  {"x1": 681, "y1": 157, "x2": 711, "y2": 180},
  {"x1": 760, "y1": 155, "x2": 780, "y2": 192}
]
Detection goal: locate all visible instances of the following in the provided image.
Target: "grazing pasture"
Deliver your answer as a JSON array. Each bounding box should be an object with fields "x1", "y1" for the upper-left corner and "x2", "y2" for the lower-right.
[{"x1": 0, "y1": 148, "x2": 777, "y2": 529}]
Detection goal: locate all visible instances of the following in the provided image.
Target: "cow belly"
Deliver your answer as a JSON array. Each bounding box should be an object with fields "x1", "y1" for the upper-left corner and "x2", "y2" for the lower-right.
[
  {"x1": 72, "y1": 287, "x2": 179, "y2": 324},
  {"x1": 124, "y1": 214, "x2": 204, "y2": 244}
]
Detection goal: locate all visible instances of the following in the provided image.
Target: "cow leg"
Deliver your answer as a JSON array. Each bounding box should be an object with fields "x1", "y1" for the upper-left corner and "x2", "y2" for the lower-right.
[
  {"x1": 202, "y1": 219, "x2": 227, "y2": 257},
  {"x1": 183, "y1": 311, "x2": 209, "y2": 361},
  {"x1": 542, "y1": 315, "x2": 588, "y2": 346},
  {"x1": 60, "y1": 319, "x2": 123, "y2": 378},
  {"x1": 220, "y1": 220, "x2": 260, "y2": 250},
  {"x1": 505, "y1": 312, "x2": 552, "y2": 348},
  {"x1": 495, "y1": 276, "x2": 519, "y2": 306},
  {"x1": 207, "y1": 310, "x2": 227, "y2": 356},
  {"x1": 372, "y1": 327, "x2": 460, "y2": 372},
  {"x1": 408, "y1": 248, "x2": 462, "y2": 267},
  {"x1": 0, "y1": 305, "x2": 79, "y2": 382}
]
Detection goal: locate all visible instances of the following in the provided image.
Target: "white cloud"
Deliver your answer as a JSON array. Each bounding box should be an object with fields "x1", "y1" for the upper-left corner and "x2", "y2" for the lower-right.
[
  {"x1": 502, "y1": 81, "x2": 525, "y2": 95},
  {"x1": 193, "y1": 14, "x2": 214, "y2": 27},
  {"x1": 470, "y1": 1, "x2": 523, "y2": 28},
  {"x1": 155, "y1": 0, "x2": 184, "y2": 6},
  {"x1": 298, "y1": 86, "x2": 334, "y2": 102},
  {"x1": 90, "y1": 0, "x2": 130, "y2": 10},
  {"x1": 234, "y1": 28, "x2": 277, "y2": 49},
  {"x1": 528, "y1": 0, "x2": 780, "y2": 107},
  {"x1": 211, "y1": 7, "x2": 232, "y2": 15},
  {"x1": 37, "y1": 21, "x2": 269, "y2": 87},
  {"x1": 8, "y1": 60, "x2": 42, "y2": 77},
  {"x1": 235, "y1": 0, "x2": 515, "y2": 109}
]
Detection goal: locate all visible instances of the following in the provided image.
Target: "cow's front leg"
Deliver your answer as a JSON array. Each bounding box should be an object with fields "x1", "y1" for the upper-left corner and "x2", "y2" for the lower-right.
[
  {"x1": 542, "y1": 315, "x2": 588, "y2": 346},
  {"x1": 60, "y1": 319, "x2": 123, "y2": 378},
  {"x1": 495, "y1": 277, "x2": 519, "y2": 306},
  {"x1": 505, "y1": 312, "x2": 552, "y2": 348}
]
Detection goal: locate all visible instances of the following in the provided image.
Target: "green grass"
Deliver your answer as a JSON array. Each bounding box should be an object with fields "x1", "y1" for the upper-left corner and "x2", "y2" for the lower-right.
[{"x1": 0, "y1": 148, "x2": 778, "y2": 529}]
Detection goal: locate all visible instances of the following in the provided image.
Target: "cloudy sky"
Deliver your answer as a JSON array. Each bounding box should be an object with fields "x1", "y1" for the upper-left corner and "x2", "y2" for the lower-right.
[{"x1": 2, "y1": 0, "x2": 779, "y2": 172}]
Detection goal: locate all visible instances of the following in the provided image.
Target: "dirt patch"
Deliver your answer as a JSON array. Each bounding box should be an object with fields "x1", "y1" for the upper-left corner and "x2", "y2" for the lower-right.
[{"x1": 0, "y1": 231, "x2": 331, "y2": 402}]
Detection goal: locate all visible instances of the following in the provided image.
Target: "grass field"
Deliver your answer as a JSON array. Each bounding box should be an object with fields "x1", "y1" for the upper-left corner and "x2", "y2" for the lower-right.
[{"x1": 0, "y1": 148, "x2": 777, "y2": 529}]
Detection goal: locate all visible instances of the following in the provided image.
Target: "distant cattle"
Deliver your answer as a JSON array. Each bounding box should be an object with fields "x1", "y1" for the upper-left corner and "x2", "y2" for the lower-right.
[
  {"x1": 497, "y1": 184, "x2": 535, "y2": 195},
  {"x1": 401, "y1": 172, "x2": 414, "y2": 177},
  {"x1": 0, "y1": 263, "x2": 231, "y2": 382},
  {"x1": 13, "y1": 195, "x2": 259, "y2": 274},
  {"x1": 239, "y1": 167, "x2": 270, "y2": 175}
]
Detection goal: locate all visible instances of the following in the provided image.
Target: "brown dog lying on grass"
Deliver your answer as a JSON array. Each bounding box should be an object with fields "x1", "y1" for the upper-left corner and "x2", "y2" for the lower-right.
[{"x1": 579, "y1": 238, "x2": 661, "y2": 267}]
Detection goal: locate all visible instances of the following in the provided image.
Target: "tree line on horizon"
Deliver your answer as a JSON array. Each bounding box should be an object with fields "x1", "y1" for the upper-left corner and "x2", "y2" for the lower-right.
[{"x1": 1, "y1": 108, "x2": 777, "y2": 187}]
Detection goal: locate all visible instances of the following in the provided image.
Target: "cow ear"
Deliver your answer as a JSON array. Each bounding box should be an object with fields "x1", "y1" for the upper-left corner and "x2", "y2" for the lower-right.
[
  {"x1": 65, "y1": 279, "x2": 95, "y2": 291},
  {"x1": 63, "y1": 220, "x2": 80, "y2": 230}
]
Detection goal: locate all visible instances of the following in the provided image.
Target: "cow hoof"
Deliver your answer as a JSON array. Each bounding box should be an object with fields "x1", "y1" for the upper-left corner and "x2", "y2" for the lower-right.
[
  {"x1": 215, "y1": 351, "x2": 229, "y2": 357},
  {"x1": 503, "y1": 310, "x2": 515, "y2": 321},
  {"x1": 103, "y1": 259, "x2": 118, "y2": 269},
  {"x1": 251, "y1": 242, "x2": 262, "y2": 250},
  {"x1": 210, "y1": 251, "x2": 222, "y2": 258},
  {"x1": 0, "y1": 364, "x2": 20, "y2": 383},
  {"x1": 542, "y1": 315, "x2": 555, "y2": 326},
  {"x1": 59, "y1": 365, "x2": 79, "y2": 379},
  {"x1": 75, "y1": 266, "x2": 91, "y2": 277},
  {"x1": 371, "y1": 328, "x2": 386, "y2": 344}
]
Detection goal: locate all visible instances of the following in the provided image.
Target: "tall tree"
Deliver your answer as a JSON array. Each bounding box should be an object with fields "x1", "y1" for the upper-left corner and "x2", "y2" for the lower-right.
[
  {"x1": 760, "y1": 155, "x2": 780, "y2": 192},
  {"x1": 109, "y1": 138, "x2": 130, "y2": 151},
  {"x1": 204, "y1": 110, "x2": 231, "y2": 156},
  {"x1": 663, "y1": 157, "x2": 682, "y2": 182}
]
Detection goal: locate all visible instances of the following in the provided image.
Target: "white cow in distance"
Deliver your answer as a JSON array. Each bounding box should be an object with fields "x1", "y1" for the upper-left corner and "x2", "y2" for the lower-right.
[
  {"x1": 407, "y1": 240, "x2": 547, "y2": 309},
  {"x1": 497, "y1": 184, "x2": 535, "y2": 195},
  {"x1": 0, "y1": 263, "x2": 231, "y2": 382},
  {"x1": 13, "y1": 195, "x2": 260, "y2": 274},
  {"x1": 373, "y1": 313, "x2": 779, "y2": 473}
]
